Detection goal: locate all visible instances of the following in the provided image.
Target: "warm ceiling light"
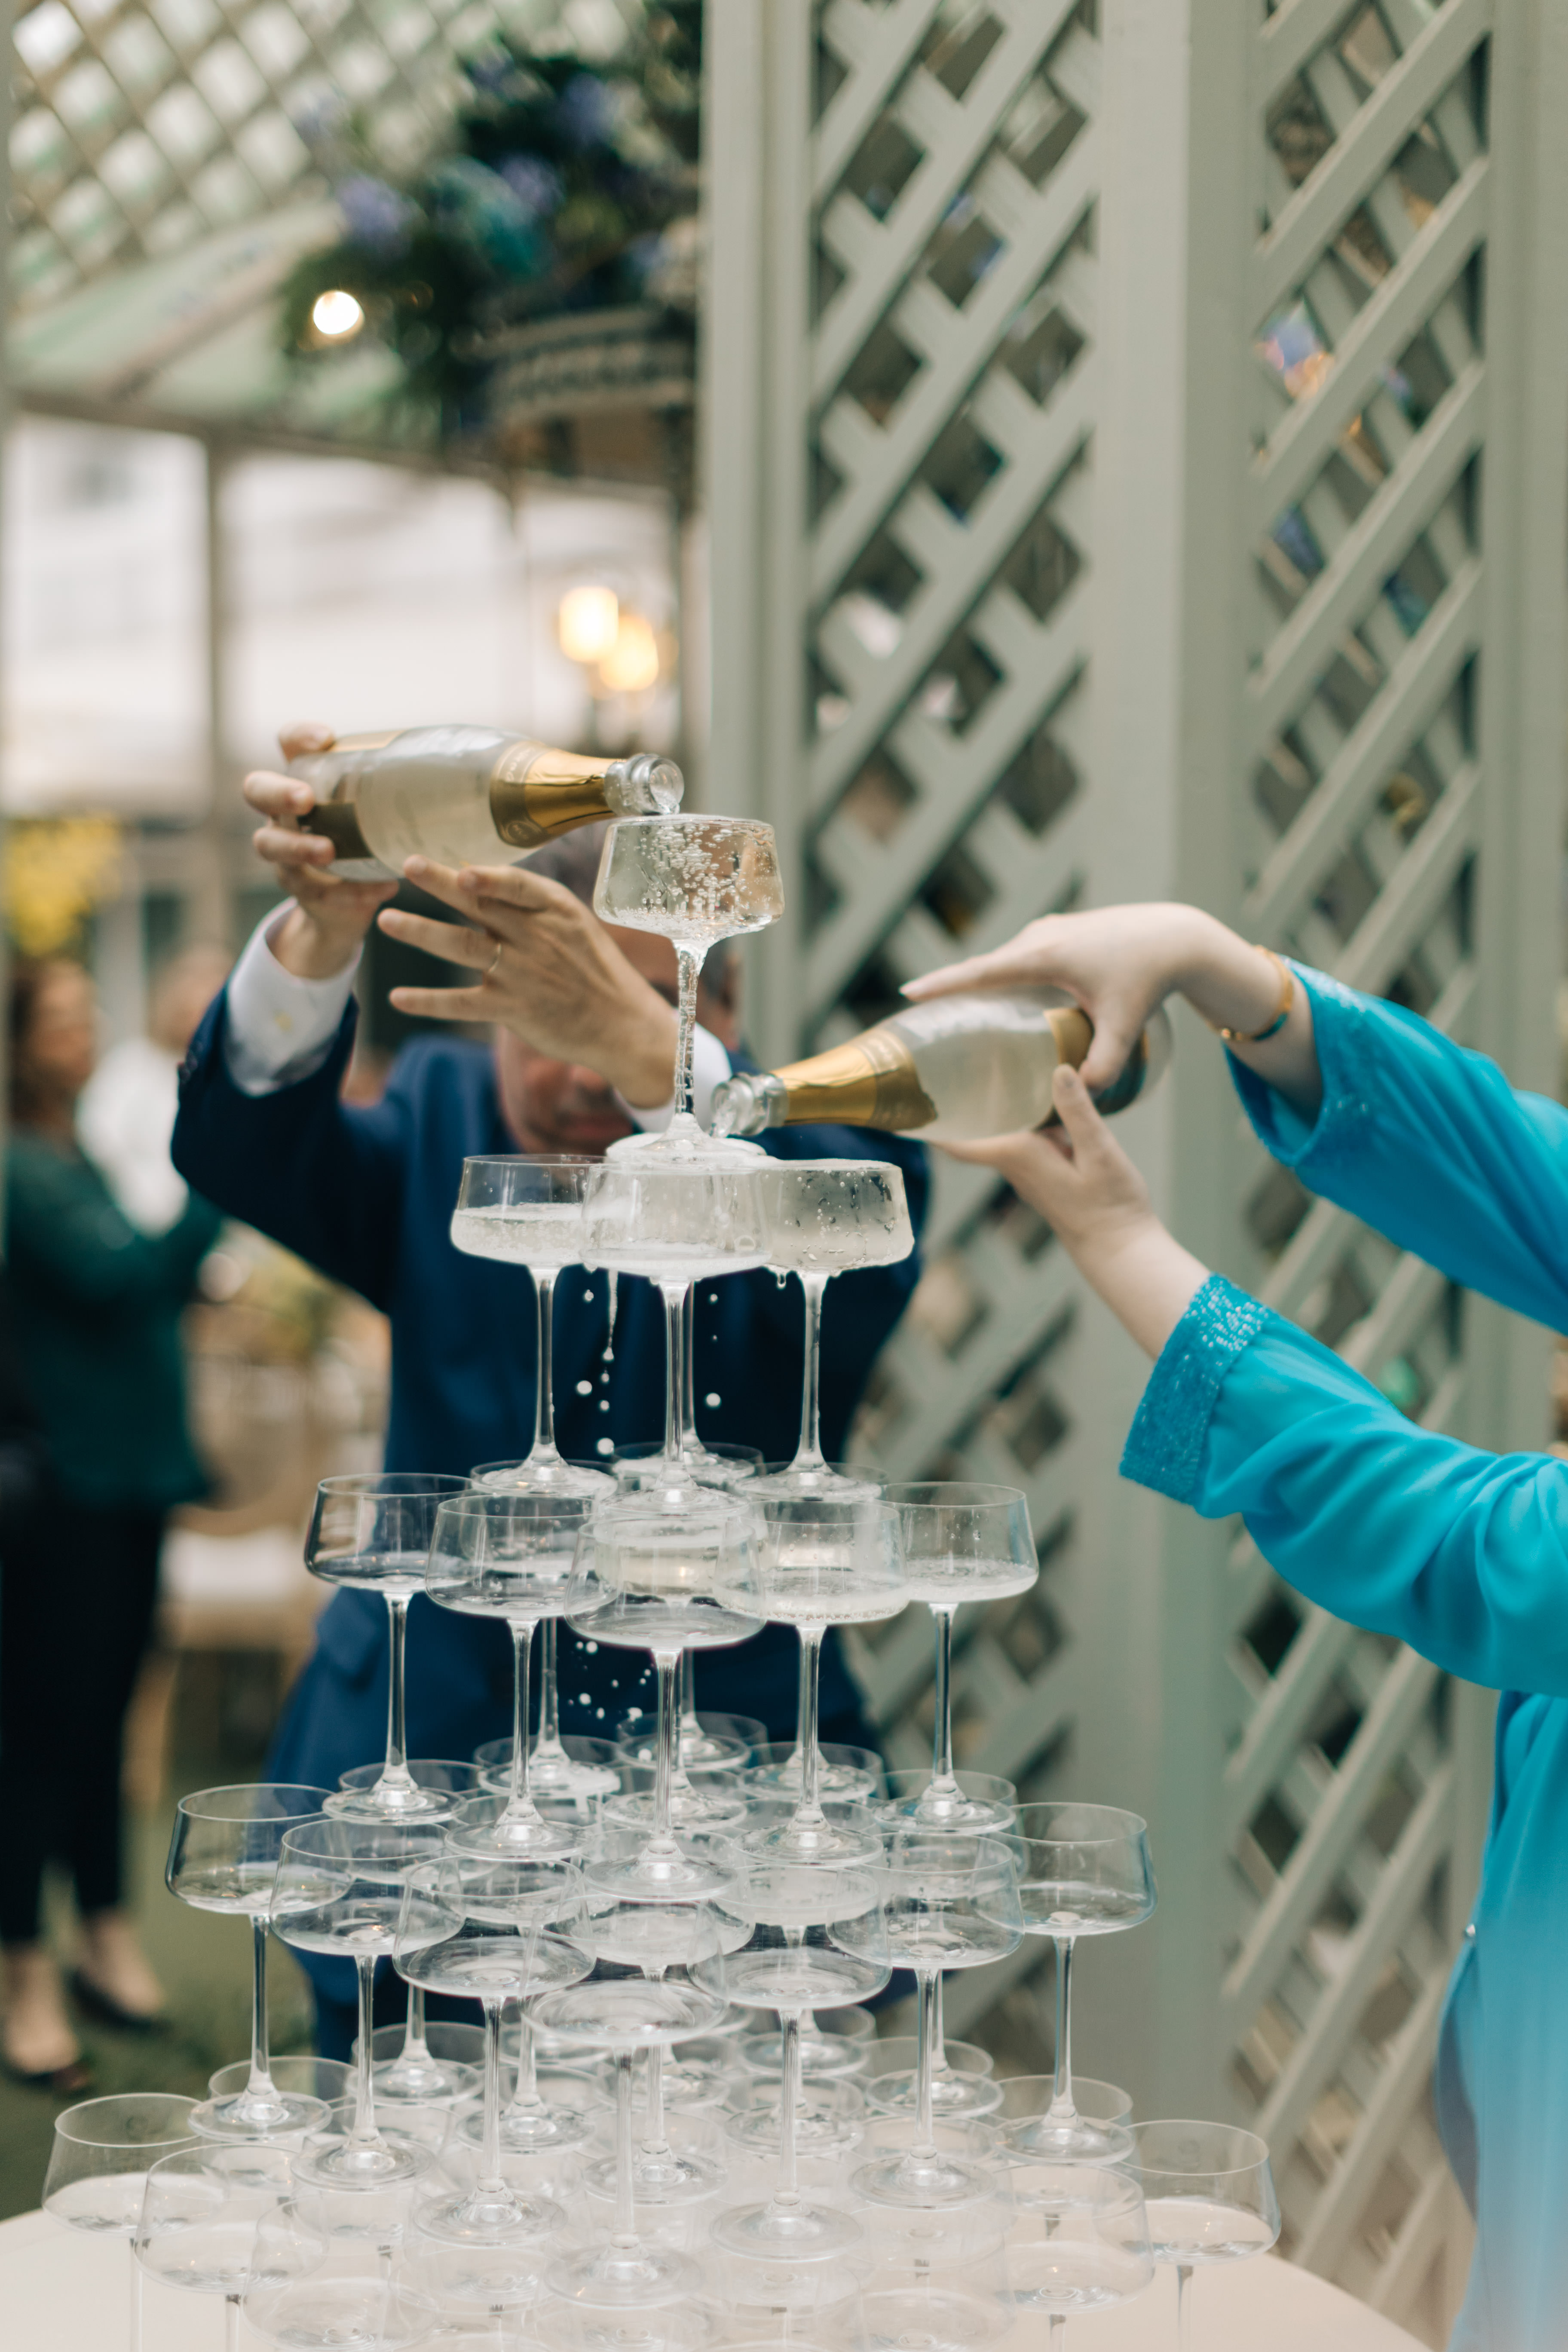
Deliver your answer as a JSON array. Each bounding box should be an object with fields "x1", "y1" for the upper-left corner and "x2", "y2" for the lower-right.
[
  {"x1": 557, "y1": 585, "x2": 620, "y2": 665},
  {"x1": 598, "y1": 612, "x2": 661, "y2": 695},
  {"x1": 311, "y1": 289, "x2": 365, "y2": 340}
]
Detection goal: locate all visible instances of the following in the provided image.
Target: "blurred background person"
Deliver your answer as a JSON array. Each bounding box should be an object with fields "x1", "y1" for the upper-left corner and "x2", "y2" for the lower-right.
[
  {"x1": 1, "y1": 956, "x2": 220, "y2": 2089},
  {"x1": 78, "y1": 944, "x2": 232, "y2": 1234}
]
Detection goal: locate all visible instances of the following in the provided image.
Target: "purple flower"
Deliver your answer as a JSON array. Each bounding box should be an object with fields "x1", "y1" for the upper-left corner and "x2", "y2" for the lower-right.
[
  {"x1": 496, "y1": 156, "x2": 564, "y2": 217},
  {"x1": 337, "y1": 174, "x2": 415, "y2": 257},
  {"x1": 556, "y1": 71, "x2": 613, "y2": 150}
]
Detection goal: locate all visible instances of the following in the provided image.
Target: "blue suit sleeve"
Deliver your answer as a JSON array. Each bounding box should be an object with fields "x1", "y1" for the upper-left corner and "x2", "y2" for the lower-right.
[
  {"x1": 1124, "y1": 1274, "x2": 1568, "y2": 1696},
  {"x1": 172, "y1": 989, "x2": 407, "y2": 1312},
  {"x1": 1234, "y1": 965, "x2": 1568, "y2": 1331}
]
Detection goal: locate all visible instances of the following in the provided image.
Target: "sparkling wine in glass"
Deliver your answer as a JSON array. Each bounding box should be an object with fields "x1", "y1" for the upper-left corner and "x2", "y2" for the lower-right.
[
  {"x1": 593, "y1": 814, "x2": 784, "y2": 1157},
  {"x1": 426, "y1": 1490, "x2": 595, "y2": 1861},
  {"x1": 271, "y1": 1817, "x2": 449, "y2": 2188},
  {"x1": 992, "y1": 1803, "x2": 1155, "y2": 2162},
  {"x1": 737, "y1": 1498, "x2": 908, "y2": 1865},
  {"x1": 873, "y1": 1483, "x2": 1036, "y2": 1835},
  {"x1": 452, "y1": 1157, "x2": 614, "y2": 1501},
  {"x1": 995, "y1": 2160, "x2": 1155, "y2": 2345},
  {"x1": 749, "y1": 1161, "x2": 913, "y2": 1500},
  {"x1": 166, "y1": 1783, "x2": 332, "y2": 2141},
  {"x1": 305, "y1": 1474, "x2": 469, "y2": 1819},
  {"x1": 1132, "y1": 2119, "x2": 1280, "y2": 2350},
  {"x1": 567, "y1": 1497, "x2": 763, "y2": 1897}
]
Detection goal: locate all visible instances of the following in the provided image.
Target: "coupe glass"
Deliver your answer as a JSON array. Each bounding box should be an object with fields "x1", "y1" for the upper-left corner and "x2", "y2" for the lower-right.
[
  {"x1": 135, "y1": 2142, "x2": 292, "y2": 2352},
  {"x1": 576, "y1": 1893, "x2": 748, "y2": 2207},
  {"x1": 739, "y1": 1500, "x2": 907, "y2": 1865},
  {"x1": 43, "y1": 2092, "x2": 197, "y2": 2233},
  {"x1": 749, "y1": 1162, "x2": 913, "y2": 1500},
  {"x1": 428, "y1": 1489, "x2": 595, "y2": 1860},
  {"x1": 567, "y1": 1497, "x2": 763, "y2": 1896},
  {"x1": 582, "y1": 1158, "x2": 769, "y2": 1499},
  {"x1": 992, "y1": 1804, "x2": 1155, "y2": 2162},
  {"x1": 1131, "y1": 2120, "x2": 1280, "y2": 2350},
  {"x1": 990, "y1": 2073, "x2": 1133, "y2": 2158},
  {"x1": 271, "y1": 1817, "x2": 448, "y2": 2187},
  {"x1": 457, "y1": 2006, "x2": 600, "y2": 2158},
  {"x1": 700, "y1": 1864, "x2": 888, "y2": 2259},
  {"x1": 532, "y1": 1967, "x2": 730, "y2": 2307},
  {"x1": 744, "y1": 1740, "x2": 882, "y2": 1807},
  {"x1": 873, "y1": 1485, "x2": 1037, "y2": 1835},
  {"x1": 735, "y1": 2000, "x2": 876, "y2": 2084},
  {"x1": 593, "y1": 813, "x2": 784, "y2": 1154},
  {"x1": 166, "y1": 1782, "x2": 332, "y2": 2139},
  {"x1": 394, "y1": 1853, "x2": 589, "y2": 2245},
  {"x1": 245, "y1": 2202, "x2": 429, "y2": 2351},
  {"x1": 995, "y1": 2161, "x2": 1154, "y2": 2345},
  {"x1": 615, "y1": 1700, "x2": 765, "y2": 1779},
  {"x1": 337, "y1": 1761, "x2": 484, "y2": 2105},
  {"x1": 305, "y1": 1473, "x2": 469, "y2": 1819},
  {"x1": 452, "y1": 1157, "x2": 614, "y2": 1500},
  {"x1": 366, "y1": 2000, "x2": 481, "y2": 2107},
  {"x1": 477, "y1": 1728, "x2": 624, "y2": 1804},
  {"x1": 841, "y1": 1837, "x2": 1021, "y2": 2210}
]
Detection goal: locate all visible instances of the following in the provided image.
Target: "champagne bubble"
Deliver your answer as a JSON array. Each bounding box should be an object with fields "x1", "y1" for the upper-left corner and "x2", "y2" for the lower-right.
[
  {"x1": 576, "y1": 1380, "x2": 593, "y2": 1396},
  {"x1": 706, "y1": 1393, "x2": 721, "y2": 1409}
]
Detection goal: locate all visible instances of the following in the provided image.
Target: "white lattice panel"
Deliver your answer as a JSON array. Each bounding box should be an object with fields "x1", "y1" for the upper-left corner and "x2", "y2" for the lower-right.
[{"x1": 707, "y1": 0, "x2": 1568, "y2": 2343}]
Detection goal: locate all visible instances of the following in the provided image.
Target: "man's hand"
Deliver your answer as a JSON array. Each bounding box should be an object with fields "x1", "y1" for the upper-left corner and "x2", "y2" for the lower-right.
[
  {"x1": 945, "y1": 1065, "x2": 1209, "y2": 1357},
  {"x1": 245, "y1": 723, "x2": 396, "y2": 980},
  {"x1": 380, "y1": 858, "x2": 679, "y2": 1108}
]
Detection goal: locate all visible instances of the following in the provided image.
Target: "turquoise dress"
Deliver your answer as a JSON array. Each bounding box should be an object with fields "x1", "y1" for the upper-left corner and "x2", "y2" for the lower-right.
[{"x1": 1123, "y1": 964, "x2": 1568, "y2": 2350}]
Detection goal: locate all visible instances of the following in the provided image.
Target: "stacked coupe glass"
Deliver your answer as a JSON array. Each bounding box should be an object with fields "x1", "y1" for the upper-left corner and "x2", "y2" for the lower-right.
[{"x1": 42, "y1": 815, "x2": 1280, "y2": 2352}]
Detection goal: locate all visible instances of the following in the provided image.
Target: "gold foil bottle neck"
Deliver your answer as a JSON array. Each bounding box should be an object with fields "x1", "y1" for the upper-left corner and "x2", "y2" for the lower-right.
[
  {"x1": 772, "y1": 1027, "x2": 938, "y2": 1133},
  {"x1": 490, "y1": 744, "x2": 612, "y2": 846}
]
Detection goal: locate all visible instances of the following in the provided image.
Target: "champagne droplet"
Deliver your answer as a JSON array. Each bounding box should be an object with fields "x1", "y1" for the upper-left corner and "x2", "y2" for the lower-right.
[
  {"x1": 576, "y1": 1380, "x2": 593, "y2": 1396},
  {"x1": 705, "y1": 1392, "x2": 721, "y2": 1409}
]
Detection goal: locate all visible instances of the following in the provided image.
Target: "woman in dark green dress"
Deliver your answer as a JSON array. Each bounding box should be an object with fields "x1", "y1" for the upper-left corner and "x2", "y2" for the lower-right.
[{"x1": 1, "y1": 958, "x2": 219, "y2": 2088}]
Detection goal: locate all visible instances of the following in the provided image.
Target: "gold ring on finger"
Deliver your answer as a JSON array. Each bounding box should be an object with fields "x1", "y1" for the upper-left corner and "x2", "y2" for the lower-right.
[{"x1": 487, "y1": 939, "x2": 504, "y2": 980}]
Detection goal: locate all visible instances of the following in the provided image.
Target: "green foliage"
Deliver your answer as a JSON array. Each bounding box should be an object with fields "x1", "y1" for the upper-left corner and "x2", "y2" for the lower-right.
[{"x1": 279, "y1": 7, "x2": 703, "y2": 439}]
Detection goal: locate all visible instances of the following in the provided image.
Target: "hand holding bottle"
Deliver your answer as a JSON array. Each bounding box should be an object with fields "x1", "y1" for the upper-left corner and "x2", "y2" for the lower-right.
[
  {"x1": 243, "y1": 724, "x2": 398, "y2": 980},
  {"x1": 903, "y1": 902, "x2": 1322, "y2": 1117},
  {"x1": 946, "y1": 1066, "x2": 1210, "y2": 1359}
]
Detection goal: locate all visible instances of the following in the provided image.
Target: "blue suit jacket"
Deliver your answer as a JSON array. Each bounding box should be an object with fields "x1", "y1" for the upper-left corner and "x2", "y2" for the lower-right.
[{"x1": 172, "y1": 992, "x2": 927, "y2": 1808}]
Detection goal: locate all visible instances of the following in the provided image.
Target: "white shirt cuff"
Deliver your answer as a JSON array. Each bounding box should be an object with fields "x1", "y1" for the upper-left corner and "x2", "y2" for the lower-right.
[
  {"x1": 223, "y1": 906, "x2": 363, "y2": 1097},
  {"x1": 622, "y1": 1024, "x2": 733, "y2": 1133}
]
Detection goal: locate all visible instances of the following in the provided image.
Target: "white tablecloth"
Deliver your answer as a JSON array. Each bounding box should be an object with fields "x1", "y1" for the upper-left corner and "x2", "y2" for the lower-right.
[{"x1": 0, "y1": 2207, "x2": 1428, "y2": 2350}]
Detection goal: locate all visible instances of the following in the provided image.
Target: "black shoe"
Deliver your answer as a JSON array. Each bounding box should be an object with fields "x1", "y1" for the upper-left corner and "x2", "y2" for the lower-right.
[
  {"x1": 68, "y1": 1969, "x2": 167, "y2": 2035},
  {"x1": 3, "y1": 2051, "x2": 93, "y2": 2095}
]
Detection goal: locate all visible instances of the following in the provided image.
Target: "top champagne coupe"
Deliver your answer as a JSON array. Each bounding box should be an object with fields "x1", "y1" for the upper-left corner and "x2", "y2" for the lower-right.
[{"x1": 593, "y1": 815, "x2": 784, "y2": 1157}]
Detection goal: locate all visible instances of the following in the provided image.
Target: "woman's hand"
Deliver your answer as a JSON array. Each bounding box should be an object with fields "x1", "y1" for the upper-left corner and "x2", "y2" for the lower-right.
[
  {"x1": 244, "y1": 724, "x2": 396, "y2": 979},
  {"x1": 946, "y1": 1065, "x2": 1210, "y2": 1357},
  {"x1": 379, "y1": 858, "x2": 678, "y2": 1108},
  {"x1": 904, "y1": 901, "x2": 1323, "y2": 1117}
]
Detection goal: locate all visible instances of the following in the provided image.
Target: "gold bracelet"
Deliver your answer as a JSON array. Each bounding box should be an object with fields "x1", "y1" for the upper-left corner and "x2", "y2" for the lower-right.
[{"x1": 1207, "y1": 946, "x2": 1295, "y2": 1046}]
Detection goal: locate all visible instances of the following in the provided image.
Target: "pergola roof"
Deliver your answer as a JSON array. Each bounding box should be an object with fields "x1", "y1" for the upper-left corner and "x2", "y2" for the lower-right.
[{"x1": 8, "y1": 0, "x2": 639, "y2": 446}]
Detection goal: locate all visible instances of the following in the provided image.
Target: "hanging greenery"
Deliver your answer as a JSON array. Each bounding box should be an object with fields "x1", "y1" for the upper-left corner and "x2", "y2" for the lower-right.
[{"x1": 278, "y1": 4, "x2": 702, "y2": 441}]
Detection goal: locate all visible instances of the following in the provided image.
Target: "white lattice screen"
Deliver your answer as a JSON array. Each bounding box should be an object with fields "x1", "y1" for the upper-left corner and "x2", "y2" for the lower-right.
[{"x1": 706, "y1": 0, "x2": 1568, "y2": 2340}]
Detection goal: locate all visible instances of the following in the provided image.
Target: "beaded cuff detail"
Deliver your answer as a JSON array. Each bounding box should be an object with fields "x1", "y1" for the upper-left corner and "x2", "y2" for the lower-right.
[{"x1": 1121, "y1": 1274, "x2": 1270, "y2": 1504}]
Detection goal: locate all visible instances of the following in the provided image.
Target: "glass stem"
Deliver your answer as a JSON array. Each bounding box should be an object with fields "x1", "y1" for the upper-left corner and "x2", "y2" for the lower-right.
[
  {"x1": 778, "y1": 2008, "x2": 801, "y2": 2199},
  {"x1": 129, "y1": 2248, "x2": 141, "y2": 2352},
  {"x1": 613, "y1": 2049, "x2": 637, "y2": 2245},
  {"x1": 480, "y1": 1998, "x2": 504, "y2": 2196},
  {"x1": 674, "y1": 945, "x2": 698, "y2": 1122},
  {"x1": 794, "y1": 1635, "x2": 809, "y2": 1754},
  {"x1": 661, "y1": 1284, "x2": 689, "y2": 1470},
  {"x1": 225, "y1": 2293, "x2": 241, "y2": 2352},
  {"x1": 681, "y1": 1286, "x2": 699, "y2": 1452},
  {"x1": 796, "y1": 1627, "x2": 825, "y2": 1829},
  {"x1": 405, "y1": 1981, "x2": 430, "y2": 2067},
  {"x1": 1176, "y1": 2263, "x2": 1194, "y2": 2352},
  {"x1": 532, "y1": 1269, "x2": 560, "y2": 1461},
  {"x1": 680, "y1": 1650, "x2": 701, "y2": 1745},
  {"x1": 1048, "y1": 2319, "x2": 1066, "y2": 2350},
  {"x1": 382, "y1": 1594, "x2": 414, "y2": 1794},
  {"x1": 652, "y1": 1651, "x2": 680, "y2": 1853},
  {"x1": 793, "y1": 1273, "x2": 830, "y2": 1470},
  {"x1": 248, "y1": 1914, "x2": 273, "y2": 2097},
  {"x1": 915, "y1": 1966, "x2": 939, "y2": 2154},
  {"x1": 930, "y1": 1605, "x2": 957, "y2": 1795},
  {"x1": 508, "y1": 1620, "x2": 537, "y2": 1820},
  {"x1": 508, "y1": 2008, "x2": 540, "y2": 2116},
  {"x1": 537, "y1": 1617, "x2": 565, "y2": 1761},
  {"x1": 643, "y1": 2044, "x2": 668, "y2": 2156},
  {"x1": 933, "y1": 1972, "x2": 946, "y2": 2077},
  {"x1": 1049, "y1": 1936, "x2": 1077, "y2": 2120},
  {"x1": 352, "y1": 1955, "x2": 378, "y2": 2149}
]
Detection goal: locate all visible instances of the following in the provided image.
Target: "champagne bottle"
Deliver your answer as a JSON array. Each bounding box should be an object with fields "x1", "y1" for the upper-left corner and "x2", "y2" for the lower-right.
[
  {"x1": 291, "y1": 726, "x2": 684, "y2": 880},
  {"x1": 710, "y1": 991, "x2": 1172, "y2": 1142}
]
